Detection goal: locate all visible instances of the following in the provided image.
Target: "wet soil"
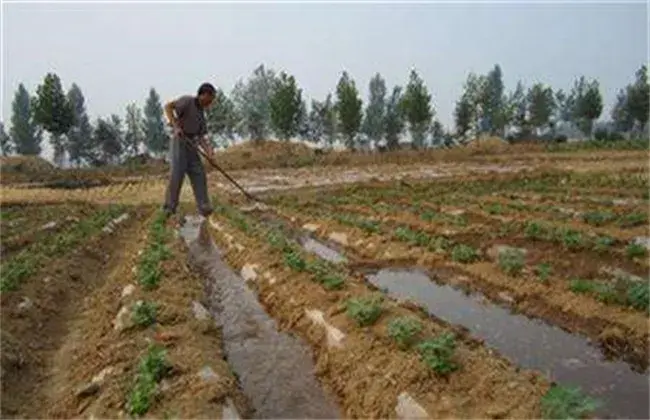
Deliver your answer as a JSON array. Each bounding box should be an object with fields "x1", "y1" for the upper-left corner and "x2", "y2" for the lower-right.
[{"x1": 181, "y1": 215, "x2": 341, "y2": 419}]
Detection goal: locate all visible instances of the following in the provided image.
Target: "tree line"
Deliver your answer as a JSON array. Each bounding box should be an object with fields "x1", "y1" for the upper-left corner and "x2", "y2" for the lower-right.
[{"x1": 0, "y1": 63, "x2": 647, "y2": 166}]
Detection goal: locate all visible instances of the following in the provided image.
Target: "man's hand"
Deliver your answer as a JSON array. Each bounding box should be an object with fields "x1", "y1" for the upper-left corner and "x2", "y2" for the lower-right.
[{"x1": 200, "y1": 135, "x2": 214, "y2": 159}]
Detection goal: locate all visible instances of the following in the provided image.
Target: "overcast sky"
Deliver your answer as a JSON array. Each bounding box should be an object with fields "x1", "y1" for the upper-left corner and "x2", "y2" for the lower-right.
[{"x1": 2, "y1": 0, "x2": 647, "y2": 159}]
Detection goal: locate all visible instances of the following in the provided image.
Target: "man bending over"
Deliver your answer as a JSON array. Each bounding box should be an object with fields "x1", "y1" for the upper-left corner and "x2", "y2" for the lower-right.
[{"x1": 162, "y1": 82, "x2": 216, "y2": 226}]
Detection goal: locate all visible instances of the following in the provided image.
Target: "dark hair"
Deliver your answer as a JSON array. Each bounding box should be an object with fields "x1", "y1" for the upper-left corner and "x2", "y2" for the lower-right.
[{"x1": 197, "y1": 82, "x2": 216, "y2": 96}]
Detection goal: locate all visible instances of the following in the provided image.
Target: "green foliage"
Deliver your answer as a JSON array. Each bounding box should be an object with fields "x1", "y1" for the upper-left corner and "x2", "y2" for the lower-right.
[
  {"x1": 206, "y1": 88, "x2": 239, "y2": 145},
  {"x1": 498, "y1": 248, "x2": 525, "y2": 275},
  {"x1": 540, "y1": 385, "x2": 599, "y2": 419},
  {"x1": 388, "y1": 316, "x2": 423, "y2": 349},
  {"x1": 362, "y1": 73, "x2": 387, "y2": 147},
  {"x1": 335, "y1": 71, "x2": 363, "y2": 149},
  {"x1": 0, "y1": 122, "x2": 11, "y2": 156},
  {"x1": 451, "y1": 244, "x2": 478, "y2": 263},
  {"x1": 307, "y1": 94, "x2": 337, "y2": 145},
  {"x1": 283, "y1": 249, "x2": 307, "y2": 271},
  {"x1": 10, "y1": 83, "x2": 42, "y2": 155},
  {"x1": 417, "y1": 333, "x2": 458, "y2": 375},
  {"x1": 626, "y1": 280, "x2": 649, "y2": 312},
  {"x1": 626, "y1": 242, "x2": 647, "y2": 258},
  {"x1": 232, "y1": 64, "x2": 277, "y2": 141},
  {"x1": 124, "y1": 102, "x2": 146, "y2": 158},
  {"x1": 527, "y1": 83, "x2": 556, "y2": 132},
  {"x1": 33, "y1": 73, "x2": 74, "y2": 165},
  {"x1": 384, "y1": 86, "x2": 405, "y2": 150},
  {"x1": 401, "y1": 69, "x2": 433, "y2": 148},
  {"x1": 132, "y1": 301, "x2": 158, "y2": 328},
  {"x1": 535, "y1": 263, "x2": 553, "y2": 283},
  {"x1": 136, "y1": 212, "x2": 171, "y2": 290},
  {"x1": 270, "y1": 71, "x2": 304, "y2": 140},
  {"x1": 143, "y1": 87, "x2": 169, "y2": 156},
  {"x1": 67, "y1": 83, "x2": 94, "y2": 166},
  {"x1": 346, "y1": 294, "x2": 383, "y2": 327},
  {"x1": 127, "y1": 345, "x2": 172, "y2": 416},
  {"x1": 570, "y1": 76, "x2": 603, "y2": 137}
]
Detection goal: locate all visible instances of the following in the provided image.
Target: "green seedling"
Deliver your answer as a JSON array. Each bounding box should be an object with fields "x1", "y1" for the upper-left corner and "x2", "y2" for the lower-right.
[
  {"x1": 420, "y1": 209, "x2": 437, "y2": 222},
  {"x1": 581, "y1": 211, "x2": 615, "y2": 226},
  {"x1": 132, "y1": 301, "x2": 158, "y2": 328},
  {"x1": 617, "y1": 212, "x2": 647, "y2": 228},
  {"x1": 540, "y1": 385, "x2": 600, "y2": 419},
  {"x1": 557, "y1": 228, "x2": 584, "y2": 250},
  {"x1": 626, "y1": 280, "x2": 649, "y2": 312},
  {"x1": 283, "y1": 249, "x2": 307, "y2": 271},
  {"x1": 451, "y1": 244, "x2": 478, "y2": 263},
  {"x1": 535, "y1": 263, "x2": 553, "y2": 283},
  {"x1": 484, "y1": 203, "x2": 503, "y2": 215},
  {"x1": 346, "y1": 295, "x2": 383, "y2": 327},
  {"x1": 626, "y1": 242, "x2": 647, "y2": 259},
  {"x1": 388, "y1": 316, "x2": 423, "y2": 349},
  {"x1": 127, "y1": 345, "x2": 172, "y2": 416},
  {"x1": 593, "y1": 236, "x2": 615, "y2": 252},
  {"x1": 569, "y1": 278, "x2": 595, "y2": 294},
  {"x1": 417, "y1": 332, "x2": 458, "y2": 375},
  {"x1": 524, "y1": 221, "x2": 550, "y2": 240},
  {"x1": 320, "y1": 274, "x2": 345, "y2": 290},
  {"x1": 498, "y1": 248, "x2": 525, "y2": 276}
]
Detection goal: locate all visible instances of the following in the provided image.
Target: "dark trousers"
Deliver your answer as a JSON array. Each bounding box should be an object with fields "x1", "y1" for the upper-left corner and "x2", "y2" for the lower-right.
[{"x1": 163, "y1": 136, "x2": 213, "y2": 217}]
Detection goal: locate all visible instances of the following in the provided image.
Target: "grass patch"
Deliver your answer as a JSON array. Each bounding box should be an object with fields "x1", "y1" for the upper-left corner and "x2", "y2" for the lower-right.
[
  {"x1": 417, "y1": 332, "x2": 458, "y2": 375},
  {"x1": 569, "y1": 277, "x2": 649, "y2": 312},
  {"x1": 388, "y1": 316, "x2": 423, "y2": 349},
  {"x1": 540, "y1": 385, "x2": 600, "y2": 419},
  {"x1": 127, "y1": 344, "x2": 172, "y2": 417},
  {"x1": 346, "y1": 294, "x2": 384, "y2": 327},
  {"x1": 535, "y1": 263, "x2": 553, "y2": 283},
  {"x1": 626, "y1": 242, "x2": 647, "y2": 259},
  {"x1": 0, "y1": 205, "x2": 126, "y2": 292}
]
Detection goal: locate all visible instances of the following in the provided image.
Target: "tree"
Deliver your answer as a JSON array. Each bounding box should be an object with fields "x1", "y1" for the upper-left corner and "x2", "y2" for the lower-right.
[
  {"x1": 401, "y1": 69, "x2": 433, "y2": 148},
  {"x1": 307, "y1": 94, "x2": 336, "y2": 146},
  {"x1": 0, "y1": 122, "x2": 11, "y2": 156},
  {"x1": 206, "y1": 88, "x2": 238, "y2": 146},
  {"x1": 611, "y1": 89, "x2": 635, "y2": 134},
  {"x1": 506, "y1": 81, "x2": 530, "y2": 137},
  {"x1": 94, "y1": 117, "x2": 123, "y2": 165},
  {"x1": 124, "y1": 103, "x2": 145, "y2": 157},
  {"x1": 527, "y1": 83, "x2": 555, "y2": 135},
  {"x1": 335, "y1": 71, "x2": 363, "y2": 149},
  {"x1": 67, "y1": 83, "x2": 93, "y2": 166},
  {"x1": 384, "y1": 86, "x2": 405, "y2": 150},
  {"x1": 430, "y1": 120, "x2": 445, "y2": 147},
  {"x1": 481, "y1": 64, "x2": 507, "y2": 136},
  {"x1": 269, "y1": 71, "x2": 303, "y2": 140},
  {"x1": 9, "y1": 83, "x2": 42, "y2": 155},
  {"x1": 454, "y1": 95, "x2": 474, "y2": 138},
  {"x1": 571, "y1": 76, "x2": 603, "y2": 138},
  {"x1": 232, "y1": 64, "x2": 277, "y2": 142},
  {"x1": 110, "y1": 114, "x2": 124, "y2": 161},
  {"x1": 627, "y1": 65, "x2": 650, "y2": 134},
  {"x1": 361, "y1": 73, "x2": 387, "y2": 147},
  {"x1": 33, "y1": 73, "x2": 74, "y2": 166},
  {"x1": 143, "y1": 87, "x2": 169, "y2": 157},
  {"x1": 554, "y1": 89, "x2": 575, "y2": 123}
]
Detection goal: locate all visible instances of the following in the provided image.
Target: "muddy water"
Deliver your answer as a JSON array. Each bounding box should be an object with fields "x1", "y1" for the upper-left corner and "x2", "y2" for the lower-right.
[
  {"x1": 179, "y1": 216, "x2": 341, "y2": 419},
  {"x1": 299, "y1": 236, "x2": 346, "y2": 264},
  {"x1": 367, "y1": 268, "x2": 649, "y2": 419}
]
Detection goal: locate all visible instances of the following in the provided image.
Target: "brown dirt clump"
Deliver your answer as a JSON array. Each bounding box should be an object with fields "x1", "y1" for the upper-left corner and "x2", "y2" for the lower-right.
[
  {"x1": 212, "y1": 139, "x2": 318, "y2": 170},
  {"x1": 0, "y1": 155, "x2": 54, "y2": 174},
  {"x1": 208, "y1": 212, "x2": 549, "y2": 418}
]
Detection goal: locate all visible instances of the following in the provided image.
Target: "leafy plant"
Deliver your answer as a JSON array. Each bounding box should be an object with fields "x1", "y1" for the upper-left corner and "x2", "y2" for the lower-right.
[
  {"x1": 626, "y1": 280, "x2": 649, "y2": 312},
  {"x1": 626, "y1": 242, "x2": 647, "y2": 259},
  {"x1": 132, "y1": 301, "x2": 158, "y2": 327},
  {"x1": 535, "y1": 263, "x2": 553, "y2": 283},
  {"x1": 283, "y1": 249, "x2": 307, "y2": 271},
  {"x1": 417, "y1": 333, "x2": 458, "y2": 375},
  {"x1": 346, "y1": 295, "x2": 383, "y2": 327},
  {"x1": 451, "y1": 244, "x2": 478, "y2": 263},
  {"x1": 498, "y1": 248, "x2": 525, "y2": 275},
  {"x1": 388, "y1": 316, "x2": 423, "y2": 349},
  {"x1": 540, "y1": 385, "x2": 600, "y2": 419},
  {"x1": 127, "y1": 345, "x2": 172, "y2": 416}
]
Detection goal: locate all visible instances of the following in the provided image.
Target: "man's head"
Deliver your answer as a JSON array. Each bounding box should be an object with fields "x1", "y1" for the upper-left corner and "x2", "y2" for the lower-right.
[{"x1": 197, "y1": 82, "x2": 217, "y2": 108}]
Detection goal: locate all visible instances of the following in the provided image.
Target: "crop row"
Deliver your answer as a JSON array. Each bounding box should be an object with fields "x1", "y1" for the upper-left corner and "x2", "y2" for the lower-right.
[
  {"x1": 212, "y1": 198, "x2": 599, "y2": 419},
  {"x1": 0, "y1": 205, "x2": 127, "y2": 292}
]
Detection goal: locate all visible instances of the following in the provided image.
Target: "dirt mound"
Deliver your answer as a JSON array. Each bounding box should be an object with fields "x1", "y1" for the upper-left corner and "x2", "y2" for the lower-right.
[
  {"x1": 463, "y1": 136, "x2": 510, "y2": 152},
  {"x1": 0, "y1": 156, "x2": 54, "y2": 174},
  {"x1": 214, "y1": 140, "x2": 319, "y2": 170}
]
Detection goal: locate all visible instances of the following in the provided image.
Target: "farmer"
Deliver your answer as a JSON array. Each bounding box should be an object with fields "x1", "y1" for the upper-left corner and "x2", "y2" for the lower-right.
[{"x1": 162, "y1": 82, "x2": 217, "y2": 226}]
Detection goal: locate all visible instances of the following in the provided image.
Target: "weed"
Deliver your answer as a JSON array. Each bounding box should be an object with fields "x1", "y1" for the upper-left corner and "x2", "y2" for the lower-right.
[
  {"x1": 394, "y1": 226, "x2": 431, "y2": 247},
  {"x1": 266, "y1": 228, "x2": 288, "y2": 250},
  {"x1": 535, "y1": 263, "x2": 553, "y2": 283},
  {"x1": 626, "y1": 242, "x2": 647, "y2": 259},
  {"x1": 485, "y1": 203, "x2": 503, "y2": 215},
  {"x1": 524, "y1": 221, "x2": 550, "y2": 240},
  {"x1": 417, "y1": 333, "x2": 458, "y2": 375},
  {"x1": 498, "y1": 248, "x2": 525, "y2": 276},
  {"x1": 540, "y1": 385, "x2": 600, "y2": 419},
  {"x1": 136, "y1": 212, "x2": 171, "y2": 290},
  {"x1": 557, "y1": 228, "x2": 584, "y2": 250},
  {"x1": 132, "y1": 301, "x2": 158, "y2": 328},
  {"x1": 346, "y1": 295, "x2": 383, "y2": 327},
  {"x1": 451, "y1": 244, "x2": 478, "y2": 263},
  {"x1": 420, "y1": 209, "x2": 437, "y2": 222},
  {"x1": 428, "y1": 236, "x2": 451, "y2": 252},
  {"x1": 321, "y1": 274, "x2": 345, "y2": 290},
  {"x1": 388, "y1": 316, "x2": 423, "y2": 349},
  {"x1": 127, "y1": 345, "x2": 172, "y2": 416}
]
